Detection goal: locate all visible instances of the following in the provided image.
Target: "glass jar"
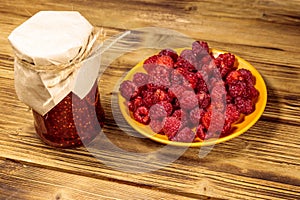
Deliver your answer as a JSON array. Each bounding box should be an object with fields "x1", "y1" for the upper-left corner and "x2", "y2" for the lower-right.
[{"x1": 32, "y1": 81, "x2": 105, "y2": 148}]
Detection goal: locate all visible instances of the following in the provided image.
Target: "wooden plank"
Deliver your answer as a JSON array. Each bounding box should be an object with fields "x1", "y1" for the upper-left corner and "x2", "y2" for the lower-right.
[{"x1": 0, "y1": 159, "x2": 206, "y2": 200}]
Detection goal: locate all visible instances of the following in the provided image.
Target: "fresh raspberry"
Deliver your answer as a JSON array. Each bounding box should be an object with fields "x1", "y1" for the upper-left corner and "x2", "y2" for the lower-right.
[
  {"x1": 142, "y1": 91, "x2": 156, "y2": 108},
  {"x1": 225, "y1": 104, "x2": 241, "y2": 124},
  {"x1": 239, "y1": 69, "x2": 256, "y2": 85},
  {"x1": 180, "y1": 49, "x2": 197, "y2": 67},
  {"x1": 170, "y1": 69, "x2": 184, "y2": 85},
  {"x1": 171, "y1": 109, "x2": 189, "y2": 127},
  {"x1": 189, "y1": 107, "x2": 204, "y2": 126},
  {"x1": 143, "y1": 55, "x2": 159, "y2": 73},
  {"x1": 153, "y1": 88, "x2": 170, "y2": 102},
  {"x1": 228, "y1": 80, "x2": 248, "y2": 98},
  {"x1": 149, "y1": 104, "x2": 167, "y2": 120},
  {"x1": 171, "y1": 127, "x2": 195, "y2": 142},
  {"x1": 179, "y1": 91, "x2": 198, "y2": 110},
  {"x1": 197, "y1": 91, "x2": 211, "y2": 109},
  {"x1": 159, "y1": 49, "x2": 178, "y2": 62},
  {"x1": 214, "y1": 53, "x2": 236, "y2": 78},
  {"x1": 192, "y1": 41, "x2": 209, "y2": 57},
  {"x1": 133, "y1": 73, "x2": 149, "y2": 87},
  {"x1": 163, "y1": 117, "x2": 182, "y2": 140},
  {"x1": 220, "y1": 122, "x2": 232, "y2": 137},
  {"x1": 150, "y1": 119, "x2": 165, "y2": 134},
  {"x1": 128, "y1": 96, "x2": 143, "y2": 112},
  {"x1": 119, "y1": 80, "x2": 138, "y2": 100},
  {"x1": 196, "y1": 124, "x2": 206, "y2": 140},
  {"x1": 149, "y1": 65, "x2": 171, "y2": 88},
  {"x1": 168, "y1": 84, "x2": 189, "y2": 100},
  {"x1": 157, "y1": 101, "x2": 173, "y2": 116},
  {"x1": 195, "y1": 72, "x2": 209, "y2": 93},
  {"x1": 235, "y1": 97, "x2": 255, "y2": 114},
  {"x1": 247, "y1": 85, "x2": 259, "y2": 100},
  {"x1": 133, "y1": 106, "x2": 150, "y2": 125},
  {"x1": 157, "y1": 55, "x2": 174, "y2": 68},
  {"x1": 226, "y1": 70, "x2": 243, "y2": 85},
  {"x1": 226, "y1": 93, "x2": 233, "y2": 104},
  {"x1": 174, "y1": 56, "x2": 196, "y2": 72}
]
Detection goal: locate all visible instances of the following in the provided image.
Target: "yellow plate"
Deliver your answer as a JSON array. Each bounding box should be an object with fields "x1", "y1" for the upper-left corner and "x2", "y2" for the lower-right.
[{"x1": 118, "y1": 49, "x2": 267, "y2": 147}]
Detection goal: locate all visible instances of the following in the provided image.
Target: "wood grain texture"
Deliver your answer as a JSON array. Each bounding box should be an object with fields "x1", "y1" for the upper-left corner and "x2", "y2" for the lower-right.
[{"x1": 0, "y1": 0, "x2": 300, "y2": 199}]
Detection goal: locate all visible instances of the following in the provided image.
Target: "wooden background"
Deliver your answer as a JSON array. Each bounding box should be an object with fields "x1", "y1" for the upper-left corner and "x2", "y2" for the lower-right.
[{"x1": 0, "y1": 0, "x2": 300, "y2": 199}]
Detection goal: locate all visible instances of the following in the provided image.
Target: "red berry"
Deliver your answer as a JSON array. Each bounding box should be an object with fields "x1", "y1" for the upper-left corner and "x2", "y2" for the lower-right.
[
  {"x1": 196, "y1": 124, "x2": 206, "y2": 140},
  {"x1": 226, "y1": 70, "x2": 243, "y2": 85},
  {"x1": 149, "y1": 104, "x2": 168, "y2": 120},
  {"x1": 225, "y1": 104, "x2": 241, "y2": 124},
  {"x1": 197, "y1": 91, "x2": 211, "y2": 109},
  {"x1": 228, "y1": 80, "x2": 248, "y2": 98},
  {"x1": 157, "y1": 55, "x2": 174, "y2": 68},
  {"x1": 128, "y1": 96, "x2": 143, "y2": 112},
  {"x1": 172, "y1": 109, "x2": 189, "y2": 127},
  {"x1": 192, "y1": 41, "x2": 209, "y2": 57},
  {"x1": 235, "y1": 97, "x2": 255, "y2": 114},
  {"x1": 150, "y1": 119, "x2": 165, "y2": 134},
  {"x1": 143, "y1": 55, "x2": 159, "y2": 73},
  {"x1": 214, "y1": 53, "x2": 236, "y2": 78},
  {"x1": 179, "y1": 91, "x2": 198, "y2": 110},
  {"x1": 239, "y1": 69, "x2": 256, "y2": 85},
  {"x1": 171, "y1": 127, "x2": 195, "y2": 142},
  {"x1": 133, "y1": 73, "x2": 149, "y2": 87},
  {"x1": 119, "y1": 80, "x2": 138, "y2": 100},
  {"x1": 149, "y1": 65, "x2": 171, "y2": 88},
  {"x1": 163, "y1": 117, "x2": 182, "y2": 140},
  {"x1": 189, "y1": 107, "x2": 204, "y2": 126},
  {"x1": 174, "y1": 56, "x2": 196, "y2": 72},
  {"x1": 159, "y1": 49, "x2": 178, "y2": 62},
  {"x1": 133, "y1": 106, "x2": 150, "y2": 125}
]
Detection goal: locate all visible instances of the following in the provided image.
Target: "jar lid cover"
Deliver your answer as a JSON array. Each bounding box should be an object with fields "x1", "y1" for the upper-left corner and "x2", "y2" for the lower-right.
[{"x1": 8, "y1": 11, "x2": 93, "y2": 66}]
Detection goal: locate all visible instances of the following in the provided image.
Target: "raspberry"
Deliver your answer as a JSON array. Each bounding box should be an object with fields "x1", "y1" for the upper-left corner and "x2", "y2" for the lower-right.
[
  {"x1": 180, "y1": 49, "x2": 197, "y2": 67},
  {"x1": 157, "y1": 101, "x2": 173, "y2": 116},
  {"x1": 133, "y1": 106, "x2": 150, "y2": 125},
  {"x1": 226, "y1": 70, "x2": 243, "y2": 85},
  {"x1": 149, "y1": 65, "x2": 171, "y2": 88},
  {"x1": 197, "y1": 91, "x2": 211, "y2": 109},
  {"x1": 119, "y1": 80, "x2": 138, "y2": 100},
  {"x1": 196, "y1": 124, "x2": 206, "y2": 140},
  {"x1": 149, "y1": 104, "x2": 167, "y2": 120},
  {"x1": 157, "y1": 55, "x2": 174, "y2": 68},
  {"x1": 142, "y1": 91, "x2": 156, "y2": 108},
  {"x1": 183, "y1": 71, "x2": 199, "y2": 90},
  {"x1": 174, "y1": 56, "x2": 196, "y2": 72},
  {"x1": 143, "y1": 55, "x2": 159, "y2": 73},
  {"x1": 171, "y1": 127, "x2": 195, "y2": 142},
  {"x1": 168, "y1": 84, "x2": 189, "y2": 99},
  {"x1": 247, "y1": 85, "x2": 259, "y2": 100},
  {"x1": 133, "y1": 73, "x2": 149, "y2": 87},
  {"x1": 128, "y1": 96, "x2": 143, "y2": 112},
  {"x1": 189, "y1": 107, "x2": 204, "y2": 126},
  {"x1": 195, "y1": 72, "x2": 209, "y2": 93},
  {"x1": 192, "y1": 41, "x2": 209, "y2": 57},
  {"x1": 239, "y1": 69, "x2": 256, "y2": 85},
  {"x1": 235, "y1": 97, "x2": 255, "y2": 114},
  {"x1": 214, "y1": 53, "x2": 236, "y2": 78},
  {"x1": 225, "y1": 104, "x2": 241, "y2": 124},
  {"x1": 170, "y1": 69, "x2": 184, "y2": 85},
  {"x1": 150, "y1": 119, "x2": 165, "y2": 134},
  {"x1": 172, "y1": 109, "x2": 189, "y2": 126},
  {"x1": 159, "y1": 49, "x2": 178, "y2": 62},
  {"x1": 228, "y1": 80, "x2": 247, "y2": 98},
  {"x1": 179, "y1": 91, "x2": 198, "y2": 110},
  {"x1": 201, "y1": 110, "x2": 211, "y2": 130},
  {"x1": 163, "y1": 117, "x2": 182, "y2": 139},
  {"x1": 153, "y1": 88, "x2": 170, "y2": 102}
]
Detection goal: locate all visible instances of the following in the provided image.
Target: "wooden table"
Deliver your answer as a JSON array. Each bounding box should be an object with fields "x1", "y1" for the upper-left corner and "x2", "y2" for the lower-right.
[{"x1": 1, "y1": 0, "x2": 299, "y2": 199}]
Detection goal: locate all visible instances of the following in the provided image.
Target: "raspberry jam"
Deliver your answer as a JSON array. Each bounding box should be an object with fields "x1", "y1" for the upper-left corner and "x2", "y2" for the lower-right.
[{"x1": 32, "y1": 82, "x2": 105, "y2": 148}]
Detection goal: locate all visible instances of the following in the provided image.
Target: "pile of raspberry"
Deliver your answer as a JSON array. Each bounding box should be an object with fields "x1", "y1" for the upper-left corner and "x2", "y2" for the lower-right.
[{"x1": 119, "y1": 41, "x2": 259, "y2": 143}]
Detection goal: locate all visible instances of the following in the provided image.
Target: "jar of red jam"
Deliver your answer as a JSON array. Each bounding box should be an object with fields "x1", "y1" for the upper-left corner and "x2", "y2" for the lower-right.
[{"x1": 8, "y1": 11, "x2": 105, "y2": 148}]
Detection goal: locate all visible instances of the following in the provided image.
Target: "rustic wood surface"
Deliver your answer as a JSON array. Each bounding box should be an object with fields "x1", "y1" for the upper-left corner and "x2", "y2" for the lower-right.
[{"x1": 0, "y1": 0, "x2": 300, "y2": 199}]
